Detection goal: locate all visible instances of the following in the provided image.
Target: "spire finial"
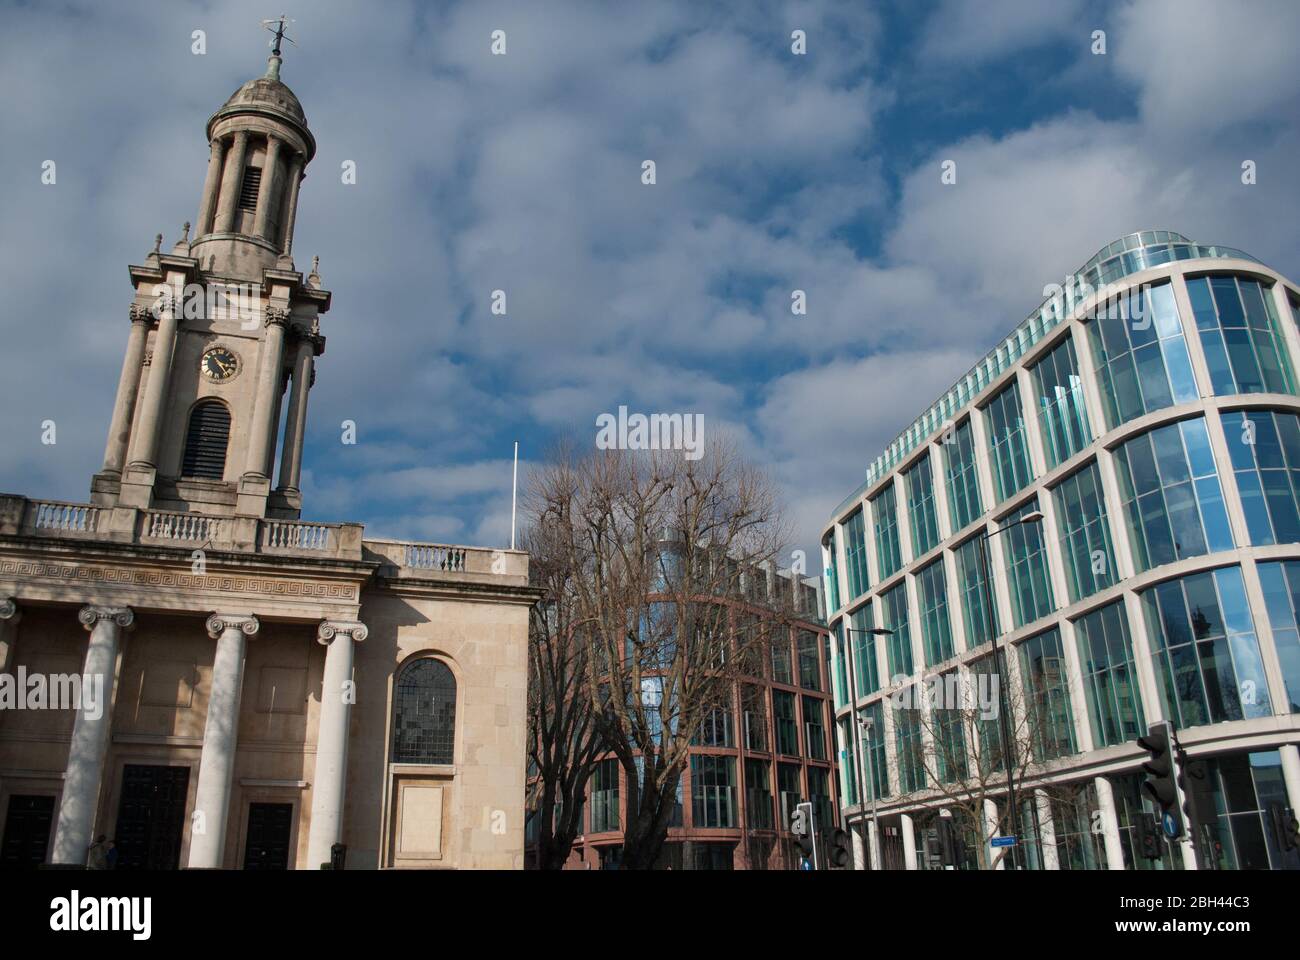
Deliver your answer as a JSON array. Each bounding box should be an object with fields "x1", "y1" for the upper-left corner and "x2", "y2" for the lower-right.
[
  {"x1": 152, "y1": 233, "x2": 162, "y2": 255},
  {"x1": 308, "y1": 255, "x2": 321, "y2": 288},
  {"x1": 261, "y1": 15, "x2": 295, "y2": 78},
  {"x1": 181, "y1": 221, "x2": 190, "y2": 243}
]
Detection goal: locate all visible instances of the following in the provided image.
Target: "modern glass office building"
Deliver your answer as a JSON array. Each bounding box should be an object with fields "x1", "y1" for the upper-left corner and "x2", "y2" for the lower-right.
[{"x1": 822, "y1": 231, "x2": 1300, "y2": 870}]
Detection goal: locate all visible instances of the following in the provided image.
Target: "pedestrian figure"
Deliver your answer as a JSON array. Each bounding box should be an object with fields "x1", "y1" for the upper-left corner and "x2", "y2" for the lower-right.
[{"x1": 86, "y1": 835, "x2": 110, "y2": 870}]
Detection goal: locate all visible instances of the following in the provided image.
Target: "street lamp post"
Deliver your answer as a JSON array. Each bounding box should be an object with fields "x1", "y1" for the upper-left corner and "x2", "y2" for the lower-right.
[
  {"x1": 842, "y1": 623, "x2": 894, "y2": 870},
  {"x1": 973, "y1": 509, "x2": 1043, "y2": 869}
]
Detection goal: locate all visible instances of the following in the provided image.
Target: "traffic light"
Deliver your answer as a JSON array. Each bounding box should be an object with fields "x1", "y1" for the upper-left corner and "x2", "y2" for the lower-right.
[
  {"x1": 1178, "y1": 757, "x2": 1215, "y2": 835},
  {"x1": 1136, "y1": 722, "x2": 1182, "y2": 839},
  {"x1": 1136, "y1": 815, "x2": 1163, "y2": 861},
  {"x1": 1269, "y1": 804, "x2": 1299, "y2": 852},
  {"x1": 828, "y1": 828, "x2": 852, "y2": 869},
  {"x1": 936, "y1": 816, "x2": 959, "y2": 867},
  {"x1": 791, "y1": 801, "x2": 816, "y2": 861}
]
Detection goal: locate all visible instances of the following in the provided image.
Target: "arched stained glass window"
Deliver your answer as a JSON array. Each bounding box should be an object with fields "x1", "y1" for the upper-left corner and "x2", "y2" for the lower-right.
[{"x1": 391, "y1": 658, "x2": 457, "y2": 764}]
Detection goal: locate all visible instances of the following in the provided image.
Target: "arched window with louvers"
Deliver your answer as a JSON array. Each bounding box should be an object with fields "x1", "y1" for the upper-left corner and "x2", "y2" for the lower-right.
[{"x1": 181, "y1": 399, "x2": 232, "y2": 480}]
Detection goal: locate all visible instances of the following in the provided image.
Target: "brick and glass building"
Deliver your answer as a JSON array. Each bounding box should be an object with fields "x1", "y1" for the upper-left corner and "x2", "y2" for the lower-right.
[
  {"x1": 823, "y1": 231, "x2": 1300, "y2": 871},
  {"x1": 527, "y1": 567, "x2": 838, "y2": 870}
]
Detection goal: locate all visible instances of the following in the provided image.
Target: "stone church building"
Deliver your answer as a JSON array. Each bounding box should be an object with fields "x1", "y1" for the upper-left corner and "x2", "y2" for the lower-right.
[{"x1": 0, "y1": 48, "x2": 536, "y2": 869}]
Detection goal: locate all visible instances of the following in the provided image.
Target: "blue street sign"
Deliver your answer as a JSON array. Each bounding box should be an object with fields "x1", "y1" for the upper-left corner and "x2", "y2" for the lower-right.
[
  {"x1": 1161, "y1": 811, "x2": 1180, "y2": 839},
  {"x1": 990, "y1": 836, "x2": 1017, "y2": 848}
]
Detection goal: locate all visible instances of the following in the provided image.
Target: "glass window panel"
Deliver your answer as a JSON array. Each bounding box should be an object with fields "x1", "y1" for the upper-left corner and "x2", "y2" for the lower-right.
[
  {"x1": 1018, "y1": 627, "x2": 1077, "y2": 761},
  {"x1": 881, "y1": 582, "x2": 914, "y2": 679},
  {"x1": 1001, "y1": 499, "x2": 1055, "y2": 627},
  {"x1": 916, "y1": 559, "x2": 954, "y2": 666},
  {"x1": 1032, "y1": 335, "x2": 1092, "y2": 469},
  {"x1": 1088, "y1": 281, "x2": 1198, "y2": 429},
  {"x1": 1052, "y1": 461, "x2": 1118, "y2": 602},
  {"x1": 1114, "y1": 419, "x2": 1233, "y2": 573},
  {"x1": 954, "y1": 534, "x2": 999, "y2": 649},
  {"x1": 842, "y1": 508, "x2": 870, "y2": 601},
  {"x1": 905, "y1": 453, "x2": 941, "y2": 557},
  {"x1": 1195, "y1": 274, "x2": 1296, "y2": 397},
  {"x1": 985, "y1": 380, "x2": 1034, "y2": 502},
  {"x1": 1074, "y1": 602, "x2": 1146, "y2": 747},
  {"x1": 944, "y1": 418, "x2": 984, "y2": 532},
  {"x1": 690, "y1": 755, "x2": 736, "y2": 829},
  {"x1": 850, "y1": 604, "x2": 880, "y2": 695},
  {"x1": 872, "y1": 483, "x2": 903, "y2": 581},
  {"x1": 1141, "y1": 566, "x2": 1271, "y2": 730},
  {"x1": 1256, "y1": 562, "x2": 1300, "y2": 712}
]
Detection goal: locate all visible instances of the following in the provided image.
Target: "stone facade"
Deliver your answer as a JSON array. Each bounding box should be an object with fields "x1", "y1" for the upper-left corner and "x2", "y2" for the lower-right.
[{"x1": 0, "y1": 51, "x2": 538, "y2": 870}]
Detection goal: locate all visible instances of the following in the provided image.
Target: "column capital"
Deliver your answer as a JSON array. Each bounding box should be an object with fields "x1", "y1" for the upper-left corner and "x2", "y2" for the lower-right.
[
  {"x1": 206, "y1": 613, "x2": 260, "y2": 639},
  {"x1": 128, "y1": 303, "x2": 154, "y2": 324},
  {"x1": 0, "y1": 597, "x2": 18, "y2": 623},
  {"x1": 264, "y1": 303, "x2": 291, "y2": 328},
  {"x1": 317, "y1": 620, "x2": 367, "y2": 645},
  {"x1": 78, "y1": 605, "x2": 134, "y2": 630}
]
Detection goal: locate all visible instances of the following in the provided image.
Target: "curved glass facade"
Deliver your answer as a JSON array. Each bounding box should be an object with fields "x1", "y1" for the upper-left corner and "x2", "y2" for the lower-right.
[
  {"x1": 1112, "y1": 417, "x2": 1234, "y2": 573},
  {"x1": 1187, "y1": 275, "x2": 1294, "y2": 397},
  {"x1": 1222, "y1": 408, "x2": 1300, "y2": 546},
  {"x1": 1086, "y1": 281, "x2": 1198, "y2": 430},
  {"x1": 823, "y1": 242, "x2": 1300, "y2": 871}
]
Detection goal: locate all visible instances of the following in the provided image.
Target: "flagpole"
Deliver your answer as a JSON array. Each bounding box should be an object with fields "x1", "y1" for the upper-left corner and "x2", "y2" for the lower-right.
[{"x1": 510, "y1": 440, "x2": 519, "y2": 550}]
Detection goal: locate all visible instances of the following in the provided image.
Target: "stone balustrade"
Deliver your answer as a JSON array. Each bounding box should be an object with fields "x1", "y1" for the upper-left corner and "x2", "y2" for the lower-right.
[
  {"x1": 0, "y1": 495, "x2": 529, "y2": 584},
  {"x1": 363, "y1": 537, "x2": 529, "y2": 585},
  {"x1": 0, "y1": 494, "x2": 363, "y2": 561}
]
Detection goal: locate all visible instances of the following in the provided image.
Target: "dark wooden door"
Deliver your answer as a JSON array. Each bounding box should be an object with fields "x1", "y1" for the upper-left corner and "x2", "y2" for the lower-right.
[
  {"x1": 0, "y1": 795, "x2": 55, "y2": 869},
  {"x1": 113, "y1": 765, "x2": 190, "y2": 870},
  {"x1": 243, "y1": 803, "x2": 293, "y2": 870}
]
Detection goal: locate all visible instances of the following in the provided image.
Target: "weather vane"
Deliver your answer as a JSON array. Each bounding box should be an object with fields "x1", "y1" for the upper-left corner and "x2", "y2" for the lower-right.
[{"x1": 261, "y1": 15, "x2": 296, "y2": 58}]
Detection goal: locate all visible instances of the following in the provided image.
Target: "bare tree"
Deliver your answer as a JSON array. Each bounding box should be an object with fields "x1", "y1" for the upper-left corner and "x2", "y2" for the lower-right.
[
  {"x1": 884, "y1": 650, "x2": 1082, "y2": 869},
  {"x1": 524, "y1": 514, "x2": 607, "y2": 870},
  {"x1": 525, "y1": 436, "x2": 791, "y2": 869}
]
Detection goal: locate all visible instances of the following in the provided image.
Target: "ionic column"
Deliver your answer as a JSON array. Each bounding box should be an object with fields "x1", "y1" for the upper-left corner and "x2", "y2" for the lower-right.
[
  {"x1": 278, "y1": 334, "x2": 316, "y2": 492},
  {"x1": 243, "y1": 306, "x2": 289, "y2": 479},
  {"x1": 126, "y1": 290, "x2": 180, "y2": 470},
  {"x1": 0, "y1": 598, "x2": 19, "y2": 674},
  {"x1": 307, "y1": 620, "x2": 367, "y2": 869},
  {"x1": 101, "y1": 307, "x2": 152, "y2": 475},
  {"x1": 252, "y1": 136, "x2": 283, "y2": 241},
  {"x1": 51, "y1": 605, "x2": 133, "y2": 865},
  {"x1": 195, "y1": 137, "x2": 227, "y2": 237},
  {"x1": 188, "y1": 613, "x2": 258, "y2": 868},
  {"x1": 1094, "y1": 776, "x2": 1127, "y2": 870},
  {"x1": 212, "y1": 130, "x2": 249, "y2": 234},
  {"x1": 280, "y1": 155, "x2": 304, "y2": 256}
]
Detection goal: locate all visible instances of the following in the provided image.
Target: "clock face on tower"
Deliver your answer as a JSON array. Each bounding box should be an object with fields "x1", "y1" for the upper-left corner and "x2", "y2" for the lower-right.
[{"x1": 200, "y1": 346, "x2": 240, "y2": 383}]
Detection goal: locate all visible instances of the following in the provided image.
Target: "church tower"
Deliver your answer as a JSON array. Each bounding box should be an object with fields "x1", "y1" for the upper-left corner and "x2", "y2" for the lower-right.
[{"x1": 92, "y1": 41, "x2": 329, "y2": 521}]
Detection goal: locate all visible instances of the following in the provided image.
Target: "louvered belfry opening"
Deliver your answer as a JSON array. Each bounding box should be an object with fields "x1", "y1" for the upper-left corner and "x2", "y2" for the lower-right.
[
  {"x1": 182, "y1": 400, "x2": 231, "y2": 480},
  {"x1": 238, "y1": 165, "x2": 262, "y2": 211}
]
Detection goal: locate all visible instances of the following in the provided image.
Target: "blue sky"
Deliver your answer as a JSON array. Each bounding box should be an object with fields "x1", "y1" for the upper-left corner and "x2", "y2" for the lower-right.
[{"x1": 2, "y1": 0, "x2": 1298, "y2": 564}]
